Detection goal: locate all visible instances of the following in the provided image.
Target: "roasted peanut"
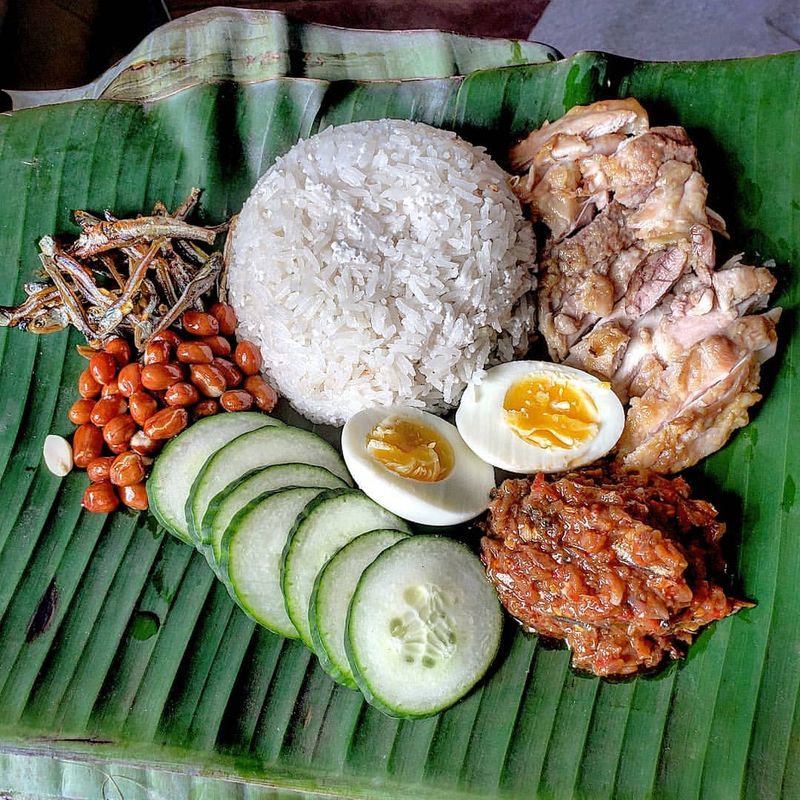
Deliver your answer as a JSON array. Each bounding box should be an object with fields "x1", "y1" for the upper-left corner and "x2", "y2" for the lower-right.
[
  {"x1": 244, "y1": 375, "x2": 278, "y2": 412},
  {"x1": 151, "y1": 329, "x2": 182, "y2": 348},
  {"x1": 68, "y1": 398, "x2": 96, "y2": 425},
  {"x1": 103, "y1": 413, "x2": 137, "y2": 449},
  {"x1": 190, "y1": 363, "x2": 227, "y2": 397},
  {"x1": 220, "y1": 390, "x2": 254, "y2": 412},
  {"x1": 164, "y1": 381, "x2": 200, "y2": 407},
  {"x1": 117, "y1": 363, "x2": 143, "y2": 397},
  {"x1": 88, "y1": 352, "x2": 118, "y2": 385},
  {"x1": 176, "y1": 341, "x2": 213, "y2": 364},
  {"x1": 82, "y1": 481, "x2": 119, "y2": 513},
  {"x1": 213, "y1": 357, "x2": 242, "y2": 388},
  {"x1": 104, "y1": 337, "x2": 132, "y2": 367},
  {"x1": 90, "y1": 395, "x2": 128, "y2": 427},
  {"x1": 72, "y1": 423, "x2": 104, "y2": 468},
  {"x1": 109, "y1": 451, "x2": 146, "y2": 487},
  {"x1": 143, "y1": 339, "x2": 172, "y2": 365},
  {"x1": 120, "y1": 482, "x2": 149, "y2": 511},
  {"x1": 129, "y1": 430, "x2": 161, "y2": 456},
  {"x1": 101, "y1": 379, "x2": 120, "y2": 398},
  {"x1": 209, "y1": 302, "x2": 237, "y2": 337},
  {"x1": 141, "y1": 363, "x2": 183, "y2": 391},
  {"x1": 201, "y1": 335, "x2": 232, "y2": 357},
  {"x1": 182, "y1": 310, "x2": 219, "y2": 337},
  {"x1": 129, "y1": 391, "x2": 159, "y2": 426},
  {"x1": 234, "y1": 341, "x2": 262, "y2": 376},
  {"x1": 78, "y1": 367, "x2": 102, "y2": 399},
  {"x1": 144, "y1": 407, "x2": 188, "y2": 440},
  {"x1": 86, "y1": 456, "x2": 115, "y2": 482},
  {"x1": 192, "y1": 399, "x2": 219, "y2": 420}
]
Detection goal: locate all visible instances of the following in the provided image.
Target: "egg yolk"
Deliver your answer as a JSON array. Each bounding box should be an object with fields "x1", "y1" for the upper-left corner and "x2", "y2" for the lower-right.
[
  {"x1": 366, "y1": 417, "x2": 454, "y2": 482},
  {"x1": 503, "y1": 374, "x2": 600, "y2": 449}
]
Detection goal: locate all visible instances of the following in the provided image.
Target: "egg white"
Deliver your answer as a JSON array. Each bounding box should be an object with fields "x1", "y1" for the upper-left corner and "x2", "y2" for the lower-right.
[
  {"x1": 341, "y1": 405, "x2": 496, "y2": 526},
  {"x1": 455, "y1": 361, "x2": 625, "y2": 473}
]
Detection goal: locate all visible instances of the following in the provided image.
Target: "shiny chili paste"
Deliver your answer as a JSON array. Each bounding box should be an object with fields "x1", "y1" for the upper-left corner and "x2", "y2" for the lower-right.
[{"x1": 481, "y1": 463, "x2": 750, "y2": 677}]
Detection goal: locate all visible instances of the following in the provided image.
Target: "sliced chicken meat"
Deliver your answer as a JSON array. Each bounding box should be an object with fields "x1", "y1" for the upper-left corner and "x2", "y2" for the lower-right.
[
  {"x1": 511, "y1": 99, "x2": 780, "y2": 473},
  {"x1": 617, "y1": 310, "x2": 779, "y2": 472}
]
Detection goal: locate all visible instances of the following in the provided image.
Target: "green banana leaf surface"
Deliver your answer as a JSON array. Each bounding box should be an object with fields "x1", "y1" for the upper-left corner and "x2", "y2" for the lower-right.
[{"x1": 0, "y1": 10, "x2": 798, "y2": 800}]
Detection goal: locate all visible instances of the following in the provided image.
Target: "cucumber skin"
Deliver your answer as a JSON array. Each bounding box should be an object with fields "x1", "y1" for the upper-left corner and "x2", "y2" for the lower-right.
[
  {"x1": 148, "y1": 501, "x2": 191, "y2": 544},
  {"x1": 344, "y1": 535, "x2": 504, "y2": 719},
  {"x1": 220, "y1": 487, "x2": 309, "y2": 639},
  {"x1": 280, "y1": 487, "x2": 411, "y2": 650},
  {"x1": 190, "y1": 425, "x2": 350, "y2": 544},
  {"x1": 309, "y1": 578, "x2": 359, "y2": 689},
  {"x1": 199, "y1": 466, "x2": 265, "y2": 546},
  {"x1": 309, "y1": 529, "x2": 409, "y2": 689},
  {"x1": 218, "y1": 488, "x2": 282, "y2": 581},
  {"x1": 183, "y1": 417, "x2": 284, "y2": 544},
  {"x1": 149, "y1": 412, "x2": 280, "y2": 544},
  {"x1": 280, "y1": 487, "x2": 357, "y2": 650},
  {"x1": 206, "y1": 465, "x2": 348, "y2": 579}
]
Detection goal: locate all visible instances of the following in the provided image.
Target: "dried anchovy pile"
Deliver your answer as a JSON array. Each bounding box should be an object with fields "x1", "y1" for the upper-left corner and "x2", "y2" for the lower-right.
[{"x1": 0, "y1": 189, "x2": 235, "y2": 351}]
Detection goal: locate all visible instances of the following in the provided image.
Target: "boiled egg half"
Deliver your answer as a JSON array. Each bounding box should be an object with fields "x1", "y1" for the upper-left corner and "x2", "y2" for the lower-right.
[
  {"x1": 455, "y1": 361, "x2": 625, "y2": 473},
  {"x1": 341, "y1": 406, "x2": 495, "y2": 526}
]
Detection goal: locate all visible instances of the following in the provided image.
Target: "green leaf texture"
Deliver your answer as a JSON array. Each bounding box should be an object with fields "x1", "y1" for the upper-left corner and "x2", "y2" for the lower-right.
[
  {"x1": 0, "y1": 45, "x2": 798, "y2": 799},
  {"x1": 4, "y1": 7, "x2": 557, "y2": 109}
]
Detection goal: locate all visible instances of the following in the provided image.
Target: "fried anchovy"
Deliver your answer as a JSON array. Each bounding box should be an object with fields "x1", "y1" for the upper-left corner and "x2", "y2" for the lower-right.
[
  {"x1": 147, "y1": 253, "x2": 222, "y2": 341},
  {"x1": 103, "y1": 211, "x2": 207, "y2": 305},
  {"x1": 160, "y1": 242, "x2": 204, "y2": 310},
  {"x1": 24, "y1": 280, "x2": 52, "y2": 296},
  {"x1": 154, "y1": 256, "x2": 179, "y2": 306},
  {"x1": 219, "y1": 213, "x2": 238, "y2": 304},
  {"x1": 98, "y1": 240, "x2": 161, "y2": 333},
  {"x1": 139, "y1": 278, "x2": 160, "y2": 321},
  {"x1": 11, "y1": 193, "x2": 225, "y2": 349},
  {"x1": 73, "y1": 209, "x2": 101, "y2": 231},
  {"x1": 0, "y1": 285, "x2": 61, "y2": 327},
  {"x1": 173, "y1": 238, "x2": 207, "y2": 267},
  {"x1": 72, "y1": 217, "x2": 218, "y2": 258},
  {"x1": 173, "y1": 187, "x2": 201, "y2": 220},
  {"x1": 50, "y1": 243, "x2": 113, "y2": 308},
  {"x1": 21, "y1": 305, "x2": 69, "y2": 334},
  {"x1": 96, "y1": 253, "x2": 126, "y2": 290},
  {"x1": 39, "y1": 248, "x2": 99, "y2": 344}
]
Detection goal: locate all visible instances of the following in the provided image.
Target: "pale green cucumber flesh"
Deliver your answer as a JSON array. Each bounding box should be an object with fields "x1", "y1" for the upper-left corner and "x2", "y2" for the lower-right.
[
  {"x1": 148, "y1": 412, "x2": 280, "y2": 542},
  {"x1": 310, "y1": 529, "x2": 409, "y2": 688},
  {"x1": 281, "y1": 488, "x2": 411, "y2": 650},
  {"x1": 206, "y1": 463, "x2": 348, "y2": 571},
  {"x1": 224, "y1": 486, "x2": 327, "y2": 638},
  {"x1": 188, "y1": 425, "x2": 351, "y2": 543},
  {"x1": 345, "y1": 535, "x2": 503, "y2": 719}
]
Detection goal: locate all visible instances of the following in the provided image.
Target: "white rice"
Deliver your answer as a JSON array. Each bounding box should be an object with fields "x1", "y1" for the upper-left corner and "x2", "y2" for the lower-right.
[{"x1": 228, "y1": 119, "x2": 536, "y2": 426}]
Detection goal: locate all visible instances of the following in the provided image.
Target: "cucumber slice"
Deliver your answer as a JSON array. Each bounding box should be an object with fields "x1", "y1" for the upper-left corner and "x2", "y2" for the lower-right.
[
  {"x1": 148, "y1": 412, "x2": 281, "y2": 543},
  {"x1": 188, "y1": 425, "x2": 351, "y2": 542},
  {"x1": 281, "y1": 488, "x2": 411, "y2": 650},
  {"x1": 310, "y1": 529, "x2": 409, "y2": 688},
  {"x1": 346, "y1": 536, "x2": 503, "y2": 718},
  {"x1": 223, "y1": 486, "x2": 328, "y2": 638},
  {"x1": 206, "y1": 464, "x2": 348, "y2": 574}
]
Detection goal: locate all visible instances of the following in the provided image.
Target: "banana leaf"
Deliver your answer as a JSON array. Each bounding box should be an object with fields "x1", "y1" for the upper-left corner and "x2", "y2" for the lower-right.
[
  {"x1": 5, "y1": 7, "x2": 557, "y2": 109},
  {"x1": 0, "y1": 11, "x2": 798, "y2": 800}
]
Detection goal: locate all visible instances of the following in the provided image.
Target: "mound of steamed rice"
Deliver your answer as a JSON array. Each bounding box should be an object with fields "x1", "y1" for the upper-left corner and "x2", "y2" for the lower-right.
[{"x1": 228, "y1": 119, "x2": 536, "y2": 426}]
